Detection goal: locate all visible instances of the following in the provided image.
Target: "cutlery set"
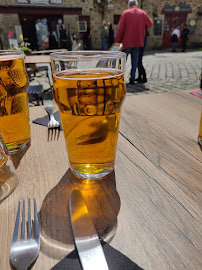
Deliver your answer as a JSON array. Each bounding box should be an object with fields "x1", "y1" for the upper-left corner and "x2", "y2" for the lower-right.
[{"x1": 10, "y1": 191, "x2": 108, "y2": 270}]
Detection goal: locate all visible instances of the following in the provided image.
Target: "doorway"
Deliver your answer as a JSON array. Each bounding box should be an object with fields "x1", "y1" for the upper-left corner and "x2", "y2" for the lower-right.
[
  {"x1": 19, "y1": 15, "x2": 63, "y2": 51},
  {"x1": 163, "y1": 13, "x2": 187, "y2": 48}
]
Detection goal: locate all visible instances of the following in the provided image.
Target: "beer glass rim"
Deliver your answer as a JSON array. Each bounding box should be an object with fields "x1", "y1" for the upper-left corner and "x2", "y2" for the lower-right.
[
  {"x1": 50, "y1": 50, "x2": 126, "y2": 61},
  {"x1": 0, "y1": 50, "x2": 23, "y2": 59}
]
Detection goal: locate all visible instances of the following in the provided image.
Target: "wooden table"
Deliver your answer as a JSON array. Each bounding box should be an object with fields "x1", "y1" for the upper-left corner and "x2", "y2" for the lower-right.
[
  {"x1": 25, "y1": 55, "x2": 53, "y2": 90},
  {"x1": 0, "y1": 91, "x2": 201, "y2": 270},
  {"x1": 24, "y1": 55, "x2": 51, "y2": 64}
]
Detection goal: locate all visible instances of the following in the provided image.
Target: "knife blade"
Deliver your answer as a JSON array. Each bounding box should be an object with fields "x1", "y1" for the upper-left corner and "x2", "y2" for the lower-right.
[{"x1": 69, "y1": 190, "x2": 109, "y2": 270}]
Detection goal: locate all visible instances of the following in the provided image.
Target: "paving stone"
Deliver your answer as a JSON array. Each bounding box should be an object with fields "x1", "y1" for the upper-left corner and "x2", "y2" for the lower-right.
[{"x1": 126, "y1": 50, "x2": 202, "y2": 95}]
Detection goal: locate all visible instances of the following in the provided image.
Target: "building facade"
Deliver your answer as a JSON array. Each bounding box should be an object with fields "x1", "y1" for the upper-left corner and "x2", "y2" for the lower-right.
[{"x1": 0, "y1": 0, "x2": 201, "y2": 50}]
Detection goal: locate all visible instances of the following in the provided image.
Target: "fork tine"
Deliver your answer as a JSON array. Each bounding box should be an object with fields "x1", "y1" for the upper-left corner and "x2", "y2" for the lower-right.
[
  {"x1": 34, "y1": 198, "x2": 40, "y2": 243},
  {"x1": 12, "y1": 201, "x2": 21, "y2": 243},
  {"x1": 27, "y1": 198, "x2": 31, "y2": 240},
  {"x1": 51, "y1": 128, "x2": 53, "y2": 141},
  {"x1": 47, "y1": 128, "x2": 50, "y2": 142},
  {"x1": 54, "y1": 127, "x2": 57, "y2": 141},
  {"x1": 21, "y1": 199, "x2": 25, "y2": 240}
]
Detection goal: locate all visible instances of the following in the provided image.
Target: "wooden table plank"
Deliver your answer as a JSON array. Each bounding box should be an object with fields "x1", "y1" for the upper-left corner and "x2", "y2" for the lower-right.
[
  {"x1": 0, "y1": 91, "x2": 201, "y2": 270},
  {"x1": 119, "y1": 91, "x2": 202, "y2": 210},
  {"x1": 114, "y1": 135, "x2": 202, "y2": 269},
  {"x1": 24, "y1": 55, "x2": 51, "y2": 64}
]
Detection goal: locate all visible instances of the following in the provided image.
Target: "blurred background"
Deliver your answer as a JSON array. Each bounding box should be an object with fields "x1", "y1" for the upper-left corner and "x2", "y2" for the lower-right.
[{"x1": 0, "y1": 0, "x2": 201, "y2": 51}]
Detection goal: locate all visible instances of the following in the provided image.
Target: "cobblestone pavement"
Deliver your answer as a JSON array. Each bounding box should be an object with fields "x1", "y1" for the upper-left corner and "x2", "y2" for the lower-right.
[
  {"x1": 125, "y1": 49, "x2": 202, "y2": 95},
  {"x1": 29, "y1": 49, "x2": 202, "y2": 105}
]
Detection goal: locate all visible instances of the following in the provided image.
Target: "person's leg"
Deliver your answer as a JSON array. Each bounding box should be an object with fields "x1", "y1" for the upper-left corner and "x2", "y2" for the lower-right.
[
  {"x1": 103, "y1": 38, "x2": 108, "y2": 50},
  {"x1": 184, "y1": 39, "x2": 187, "y2": 52},
  {"x1": 123, "y1": 47, "x2": 131, "y2": 60},
  {"x1": 139, "y1": 61, "x2": 147, "y2": 83},
  {"x1": 102, "y1": 39, "x2": 105, "y2": 50},
  {"x1": 136, "y1": 47, "x2": 143, "y2": 81},
  {"x1": 181, "y1": 39, "x2": 185, "y2": 52},
  {"x1": 130, "y1": 48, "x2": 139, "y2": 83},
  {"x1": 172, "y1": 42, "x2": 177, "y2": 52},
  {"x1": 183, "y1": 39, "x2": 187, "y2": 52}
]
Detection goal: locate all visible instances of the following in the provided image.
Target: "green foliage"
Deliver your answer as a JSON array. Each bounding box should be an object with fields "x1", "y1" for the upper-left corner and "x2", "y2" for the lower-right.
[{"x1": 10, "y1": 42, "x2": 31, "y2": 52}]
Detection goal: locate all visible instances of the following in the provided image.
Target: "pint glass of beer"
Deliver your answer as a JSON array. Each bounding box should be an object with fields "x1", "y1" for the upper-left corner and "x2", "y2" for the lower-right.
[
  {"x1": 50, "y1": 51, "x2": 126, "y2": 179},
  {"x1": 0, "y1": 50, "x2": 30, "y2": 153}
]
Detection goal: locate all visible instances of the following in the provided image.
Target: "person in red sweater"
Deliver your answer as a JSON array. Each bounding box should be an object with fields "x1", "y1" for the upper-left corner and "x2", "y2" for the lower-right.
[{"x1": 116, "y1": 0, "x2": 153, "y2": 85}]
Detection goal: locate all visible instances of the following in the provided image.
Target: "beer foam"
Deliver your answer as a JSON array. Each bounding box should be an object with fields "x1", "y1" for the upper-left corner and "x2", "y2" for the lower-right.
[
  {"x1": 0, "y1": 55, "x2": 23, "y2": 61},
  {"x1": 54, "y1": 68, "x2": 124, "y2": 80}
]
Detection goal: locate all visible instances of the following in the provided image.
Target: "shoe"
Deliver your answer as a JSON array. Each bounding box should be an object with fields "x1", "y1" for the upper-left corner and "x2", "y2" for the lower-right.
[
  {"x1": 139, "y1": 78, "x2": 147, "y2": 83},
  {"x1": 129, "y1": 79, "x2": 135, "y2": 85},
  {"x1": 135, "y1": 77, "x2": 141, "y2": 82}
]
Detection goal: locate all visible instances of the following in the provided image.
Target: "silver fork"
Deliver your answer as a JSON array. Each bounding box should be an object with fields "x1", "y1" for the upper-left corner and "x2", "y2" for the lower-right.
[
  {"x1": 44, "y1": 104, "x2": 60, "y2": 129},
  {"x1": 45, "y1": 104, "x2": 60, "y2": 141},
  {"x1": 10, "y1": 199, "x2": 40, "y2": 270}
]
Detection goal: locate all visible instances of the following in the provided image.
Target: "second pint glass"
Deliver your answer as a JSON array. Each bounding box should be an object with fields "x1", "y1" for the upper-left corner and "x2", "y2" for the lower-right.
[
  {"x1": 51, "y1": 51, "x2": 126, "y2": 179},
  {"x1": 0, "y1": 50, "x2": 30, "y2": 153}
]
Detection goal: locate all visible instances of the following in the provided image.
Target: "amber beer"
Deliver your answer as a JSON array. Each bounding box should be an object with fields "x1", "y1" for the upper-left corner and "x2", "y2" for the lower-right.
[
  {"x1": 0, "y1": 52, "x2": 30, "y2": 152},
  {"x1": 53, "y1": 69, "x2": 126, "y2": 178}
]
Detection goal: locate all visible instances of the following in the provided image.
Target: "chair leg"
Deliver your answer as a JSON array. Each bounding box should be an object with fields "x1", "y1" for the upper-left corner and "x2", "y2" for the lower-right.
[
  {"x1": 46, "y1": 70, "x2": 52, "y2": 89},
  {"x1": 40, "y1": 94, "x2": 44, "y2": 105}
]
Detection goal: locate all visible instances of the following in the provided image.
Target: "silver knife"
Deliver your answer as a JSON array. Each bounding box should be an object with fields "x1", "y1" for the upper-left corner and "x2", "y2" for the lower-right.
[{"x1": 69, "y1": 190, "x2": 109, "y2": 270}]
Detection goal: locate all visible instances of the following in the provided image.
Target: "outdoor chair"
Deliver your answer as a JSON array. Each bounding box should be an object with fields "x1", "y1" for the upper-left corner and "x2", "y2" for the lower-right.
[
  {"x1": 28, "y1": 84, "x2": 43, "y2": 106},
  {"x1": 26, "y1": 64, "x2": 52, "y2": 91}
]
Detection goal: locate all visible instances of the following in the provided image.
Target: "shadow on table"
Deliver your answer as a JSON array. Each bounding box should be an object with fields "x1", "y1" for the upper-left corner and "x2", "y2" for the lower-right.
[
  {"x1": 11, "y1": 146, "x2": 30, "y2": 169},
  {"x1": 51, "y1": 240, "x2": 144, "y2": 270},
  {"x1": 126, "y1": 83, "x2": 150, "y2": 94},
  {"x1": 39, "y1": 169, "x2": 120, "y2": 261}
]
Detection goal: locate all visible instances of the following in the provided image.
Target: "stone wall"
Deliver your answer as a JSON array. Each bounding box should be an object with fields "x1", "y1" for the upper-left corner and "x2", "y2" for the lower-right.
[
  {"x1": 0, "y1": 14, "x2": 20, "y2": 48},
  {"x1": 0, "y1": 0, "x2": 201, "y2": 49}
]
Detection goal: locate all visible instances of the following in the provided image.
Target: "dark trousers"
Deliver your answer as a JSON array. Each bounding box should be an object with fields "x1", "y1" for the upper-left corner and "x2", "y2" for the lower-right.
[
  {"x1": 182, "y1": 39, "x2": 187, "y2": 52},
  {"x1": 123, "y1": 47, "x2": 139, "y2": 81},
  {"x1": 137, "y1": 47, "x2": 146, "y2": 80},
  {"x1": 172, "y1": 42, "x2": 178, "y2": 52}
]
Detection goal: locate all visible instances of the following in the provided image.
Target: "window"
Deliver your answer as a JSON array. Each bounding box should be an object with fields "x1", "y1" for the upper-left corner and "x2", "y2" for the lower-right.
[{"x1": 154, "y1": 20, "x2": 162, "y2": 35}]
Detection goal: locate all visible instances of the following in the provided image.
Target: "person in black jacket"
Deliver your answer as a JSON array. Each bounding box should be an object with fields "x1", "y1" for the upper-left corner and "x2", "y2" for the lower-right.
[
  {"x1": 59, "y1": 25, "x2": 68, "y2": 49},
  {"x1": 49, "y1": 30, "x2": 58, "y2": 49},
  {"x1": 108, "y1": 23, "x2": 114, "y2": 49},
  {"x1": 181, "y1": 24, "x2": 189, "y2": 52},
  {"x1": 83, "y1": 26, "x2": 92, "y2": 50}
]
